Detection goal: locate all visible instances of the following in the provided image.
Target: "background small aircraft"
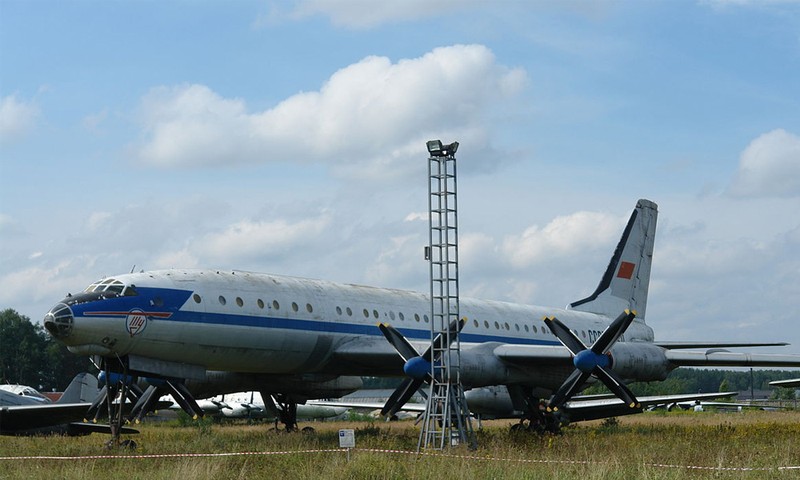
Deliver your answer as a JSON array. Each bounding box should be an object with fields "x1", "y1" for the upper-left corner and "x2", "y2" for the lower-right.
[
  {"x1": 0, "y1": 373, "x2": 137, "y2": 436},
  {"x1": 178, "y1": 391, "x2": 349, "y2": 421}
]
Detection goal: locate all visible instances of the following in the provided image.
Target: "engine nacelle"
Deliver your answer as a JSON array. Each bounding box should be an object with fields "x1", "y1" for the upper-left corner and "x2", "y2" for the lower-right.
[{"x1": 607, "y1": 343, "x2": 671, "y2": 382}]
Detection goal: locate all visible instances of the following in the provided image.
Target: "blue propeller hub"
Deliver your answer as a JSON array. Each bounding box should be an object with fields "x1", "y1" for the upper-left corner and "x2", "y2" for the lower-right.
[
  {"x1": 98, "y1": 371, "x2": 136, "y2": 387},
  {"x1": 573, "y1": 350, "x2": 610, "y2": 373},
  {"x1": 404, "y1": 356, "x2": 431, "y2": 380}
]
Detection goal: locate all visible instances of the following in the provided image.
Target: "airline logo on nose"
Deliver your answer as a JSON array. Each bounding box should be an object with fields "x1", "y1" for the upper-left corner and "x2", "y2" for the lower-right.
[{"x1": 126, "y1": 310, "x2": 148, "y2": 336}]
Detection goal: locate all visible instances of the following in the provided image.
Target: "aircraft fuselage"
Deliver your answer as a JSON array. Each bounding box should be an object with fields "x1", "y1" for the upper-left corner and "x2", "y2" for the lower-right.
[{"x1": 45, "y1": 269, "x2": 655, "y2": 390}]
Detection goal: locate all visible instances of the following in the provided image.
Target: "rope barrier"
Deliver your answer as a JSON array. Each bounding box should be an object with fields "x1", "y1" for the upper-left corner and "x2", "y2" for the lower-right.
[{"x1": 2, "y1": 446, "x2": 798, "y2": 471}]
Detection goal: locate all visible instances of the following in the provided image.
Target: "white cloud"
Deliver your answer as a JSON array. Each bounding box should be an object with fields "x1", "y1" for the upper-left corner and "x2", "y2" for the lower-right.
[
  {"x1": 152, "y1": 249, "x2": 200, "y2": 270},
  {"x1": 282, "y1": 0, "x2": 615, "y2": 29},
  {"x1": 0, "y1": 95, "x2": 40, "y2": 143},
  {"x1": 0, "y1": 258, "x2": 98, "y2": 309},
  {"x1": 728, "y1": 129, "x2": 800, "y2": 198},
  {"x1": 501, "y1": 210, "x2": 624, "y2": 268},
  {"x1": 135, "y1": 45, "x2": 527, "y2": 177},
  {"x1": 286, "y1": 0, "x2": 478, "y2": 29},
  {"x1": 193, "y1": 214, "x2": 333, "y2": 264}
]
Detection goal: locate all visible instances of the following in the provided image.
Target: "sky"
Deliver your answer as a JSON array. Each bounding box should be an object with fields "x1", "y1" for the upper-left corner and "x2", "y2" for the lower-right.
[{"x1": 1, "y1": 0, "x2": 799, "y2": 354}]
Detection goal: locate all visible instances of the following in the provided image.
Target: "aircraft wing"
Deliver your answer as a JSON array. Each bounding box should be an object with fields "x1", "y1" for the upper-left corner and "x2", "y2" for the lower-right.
[
  {"x1": 331, "y1": 340, "x2": 407, "y2": 373},
  {"x1": 491, "y1": 344, "x2": 800, "y2": 370},
  {"x1": 770, "y1": 378, "x2": 800, "y2": 388},
  {"x1": 562, "y1": 391, "x2": 739, "y2": 422},
  {"x1": 311, "y1": 400, "x2": 427, "y2": 413},
  {"x1": 0, "y1": 402, "x2": 105, "y2": 435},
  {"x1": 664, "y1": 350, "x2": 800, "y2": 367},
  {"x1": 655, "y1": 342, "x2": 789, "y2": 349},
  {"x1": 491, "y1": 345, "x2": 574, "y2": 365}
]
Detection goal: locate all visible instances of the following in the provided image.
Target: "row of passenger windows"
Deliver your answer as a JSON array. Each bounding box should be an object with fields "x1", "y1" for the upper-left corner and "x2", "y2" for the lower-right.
[
  {"x1": 190, "y1": 293, "x2": 618, "y2": 341},
  {"x1": 192, "y1": 293, "x2": 314, "y2": 313}
]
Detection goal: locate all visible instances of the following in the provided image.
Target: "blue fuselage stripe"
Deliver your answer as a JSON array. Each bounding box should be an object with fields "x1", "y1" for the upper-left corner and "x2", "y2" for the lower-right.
[{"x1": 72, "y1": 286, "x2": 561, "y2": 347}]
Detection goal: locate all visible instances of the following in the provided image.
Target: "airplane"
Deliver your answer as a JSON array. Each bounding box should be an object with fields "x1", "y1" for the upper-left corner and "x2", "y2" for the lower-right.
[
  {"x1": 180, "y1": 391, "x2": 349, "y2": 427},
  {"x1": 315, "y1": 385, "x2": 741, "y2": 431},
  {"x1": 42, "y1": 198, "x2": 800, "y2": 440},
  {"x1": 0, "y1": 373, "x2": 137, "y2": 436}
]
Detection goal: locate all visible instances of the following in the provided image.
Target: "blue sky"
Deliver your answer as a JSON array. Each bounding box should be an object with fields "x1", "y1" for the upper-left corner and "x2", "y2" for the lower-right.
[{"x1": 1, "y1": 1, "x2": 799, "y2": 352}]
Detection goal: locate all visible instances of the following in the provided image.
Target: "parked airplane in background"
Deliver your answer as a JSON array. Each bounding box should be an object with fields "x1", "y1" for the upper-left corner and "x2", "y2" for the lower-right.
[
  {"x1": 317, "y1": 386, "x2": 739, "y2": 431},
  {"x1": 0, "y1": 373, "x2": 137, "y2": 436},
  {"x1": 43, "y1": 199, "x2": 800, "y2": 440},
  {"x1": 182, "y1": 391, "x2": 349, "y2": 428}
]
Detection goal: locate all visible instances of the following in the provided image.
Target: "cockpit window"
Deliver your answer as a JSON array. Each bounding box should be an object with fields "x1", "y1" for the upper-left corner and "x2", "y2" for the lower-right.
[{"x1": 83, "y1": 278, "x2": 137, "y2": 296}]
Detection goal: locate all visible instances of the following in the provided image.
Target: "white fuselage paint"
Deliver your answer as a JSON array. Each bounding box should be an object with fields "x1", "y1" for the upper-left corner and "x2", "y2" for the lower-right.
[{"x1": 57, "y1": 269, "x2": 655, "y2": 390}]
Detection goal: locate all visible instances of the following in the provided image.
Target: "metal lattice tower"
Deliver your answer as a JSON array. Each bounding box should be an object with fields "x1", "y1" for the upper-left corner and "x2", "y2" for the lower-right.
[{"x1": 418, "y1": 140, "x2": 476, "y2": 451}]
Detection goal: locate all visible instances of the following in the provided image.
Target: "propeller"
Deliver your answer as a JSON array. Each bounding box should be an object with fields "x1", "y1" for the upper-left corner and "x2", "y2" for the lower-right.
[
  {"x1": 128, "y1": 379, "x2": 204, "y2": 423},
  {"x1": 379, "y1": 317, "x2": 465, "y2": 417},
  {"x1": 84, "y1": 371, "x2": 141, "y2": 423},
  {"x1": 544, "y1": 309, "x2": 640, "y2": 412}
]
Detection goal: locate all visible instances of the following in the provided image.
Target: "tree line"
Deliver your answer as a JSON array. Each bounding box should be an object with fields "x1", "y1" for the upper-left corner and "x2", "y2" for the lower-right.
[{"x1": 0, "y1": 309, "x2": 93, "y2": 391}]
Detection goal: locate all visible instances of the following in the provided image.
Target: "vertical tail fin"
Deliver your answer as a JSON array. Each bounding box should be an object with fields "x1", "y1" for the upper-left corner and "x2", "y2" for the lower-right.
[
  {"x1": 568, "y1": 199, "x2": 657, "y2": 321},
  {"x1": 56, "y1": 373, "x2": 99, "y2": 403}
]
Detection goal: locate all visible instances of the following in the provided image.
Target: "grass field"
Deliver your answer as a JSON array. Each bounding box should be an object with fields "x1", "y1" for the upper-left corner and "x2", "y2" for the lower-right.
[{"x1": 1, "y1": 410, "x2": 799, "y2": 479}]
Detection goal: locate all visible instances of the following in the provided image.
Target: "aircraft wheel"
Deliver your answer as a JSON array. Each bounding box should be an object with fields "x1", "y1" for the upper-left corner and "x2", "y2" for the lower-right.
[
  {"x1": 301, "y1": 426, "x2": 315, "y2": 434},
  {"x1": 120, "y1": 439, "x2": 138, "y2": 450}
]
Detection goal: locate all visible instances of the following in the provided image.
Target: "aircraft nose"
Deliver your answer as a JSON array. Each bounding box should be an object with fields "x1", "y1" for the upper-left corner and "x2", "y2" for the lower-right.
[{"x1": 44, "y1": 303, "x2": 74, "y2": 338}]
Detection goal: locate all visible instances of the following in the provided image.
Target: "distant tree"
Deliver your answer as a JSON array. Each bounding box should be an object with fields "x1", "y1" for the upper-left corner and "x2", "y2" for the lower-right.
[
  {"x1": 0, "y1": 309, "x2": 48, "y2": 387},
  {"x1": 42, "y1": 340, "x2": 95, "y2": 391},
  {"x1": 719, "y1": 378, "x2": 730, "y2": 393},
  {"x1": 0, "y1": 308, "x2": 94, "y2": 391},
  {"x1": 770, "y1": 386, "x2": 797, "y2": 401}
]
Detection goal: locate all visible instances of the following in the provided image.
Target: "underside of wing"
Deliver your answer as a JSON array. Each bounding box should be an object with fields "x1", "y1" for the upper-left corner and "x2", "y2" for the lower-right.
[
  {"x1": 655, "y1": 342, "x2": 789, "y2": 349},
  {"x1": 665, "y1": 350, "x2": 800, "y2": 368},
  {"x1": 770, "y1": 378, "x2": 800, "y2": 388},
  {"x1": 562, "y1": 391, "x2": 738, "y2": 422},
  {"x1": 330, "y1": 339, "x2": 406, "y2": 375},
  {"x1": 491, "y1": 344, "x2": 573, "y2": 366},
  {"x1": 0, "y1": 403, "x2": 92, "y2": 433}
]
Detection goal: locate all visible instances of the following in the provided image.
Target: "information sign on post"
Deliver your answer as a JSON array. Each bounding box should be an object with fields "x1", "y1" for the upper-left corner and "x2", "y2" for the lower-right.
[{"x1": 339, "y1": 428, "x2": 355, "y2": 460}]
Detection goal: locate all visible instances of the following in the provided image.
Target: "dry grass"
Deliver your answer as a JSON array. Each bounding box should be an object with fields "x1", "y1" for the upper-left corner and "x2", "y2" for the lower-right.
[{"x1": 1, "y1": 410, "x2": 798, "y2": 479}]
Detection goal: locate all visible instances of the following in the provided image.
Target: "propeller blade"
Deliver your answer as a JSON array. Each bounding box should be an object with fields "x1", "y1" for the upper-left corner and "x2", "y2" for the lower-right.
[
  {"x1": 544, "y1": 316, "x2": 586, "y2": 355},
  {"x1": 377, "y1": 317, "x2": 464, "y2": 418},
  {"x1": 129, "y1": 385, "x2": 162, "y2": 423},
  {"x1": 128, "y1": 382, "x2": 144, "y2": 398},
  {"x1": 84, "y1": 385, "x2": 108, "y2": 421},
  {"x1": 163, "y1": 381, "x2": 203, "y2": 419},
  {"x1": 546, "y1": 310, "x2": 640, "y2": 411},
  {"x1": 379, "y1": 323, "x2": 420, "y2": 362},
  {"x1": 423, "y1": 317, "x2": 465, "y2": 362},
  {"x1": 547, "y1": 369, "x2": 590, "y2": 411},
  {"x1": 381, "y1": 377, "x2": 424, "y2": 417},
  {"x1": 595, "y1": 366, "x2": 640, "y2": 409},
  {"x1": 591, "y1": 310, "x2": 636, "y2": 354}
]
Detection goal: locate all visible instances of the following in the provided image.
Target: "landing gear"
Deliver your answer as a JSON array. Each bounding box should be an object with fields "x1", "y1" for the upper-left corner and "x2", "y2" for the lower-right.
[
  {"x1": 263, "y1": 393, "x2": 314, "y2": 433},
  {"x1": 88, "y1": 355, "x2": 205, "y2": 449},
  {"x1": 509, "y1": 388, "x2": 565, "y2": 434},
  {"x1": 510, "y1": 408, "x2": 564, "y2": 434},
  {"x1": 90, "y1": 356, "x2": 138, "y2": 449}
]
